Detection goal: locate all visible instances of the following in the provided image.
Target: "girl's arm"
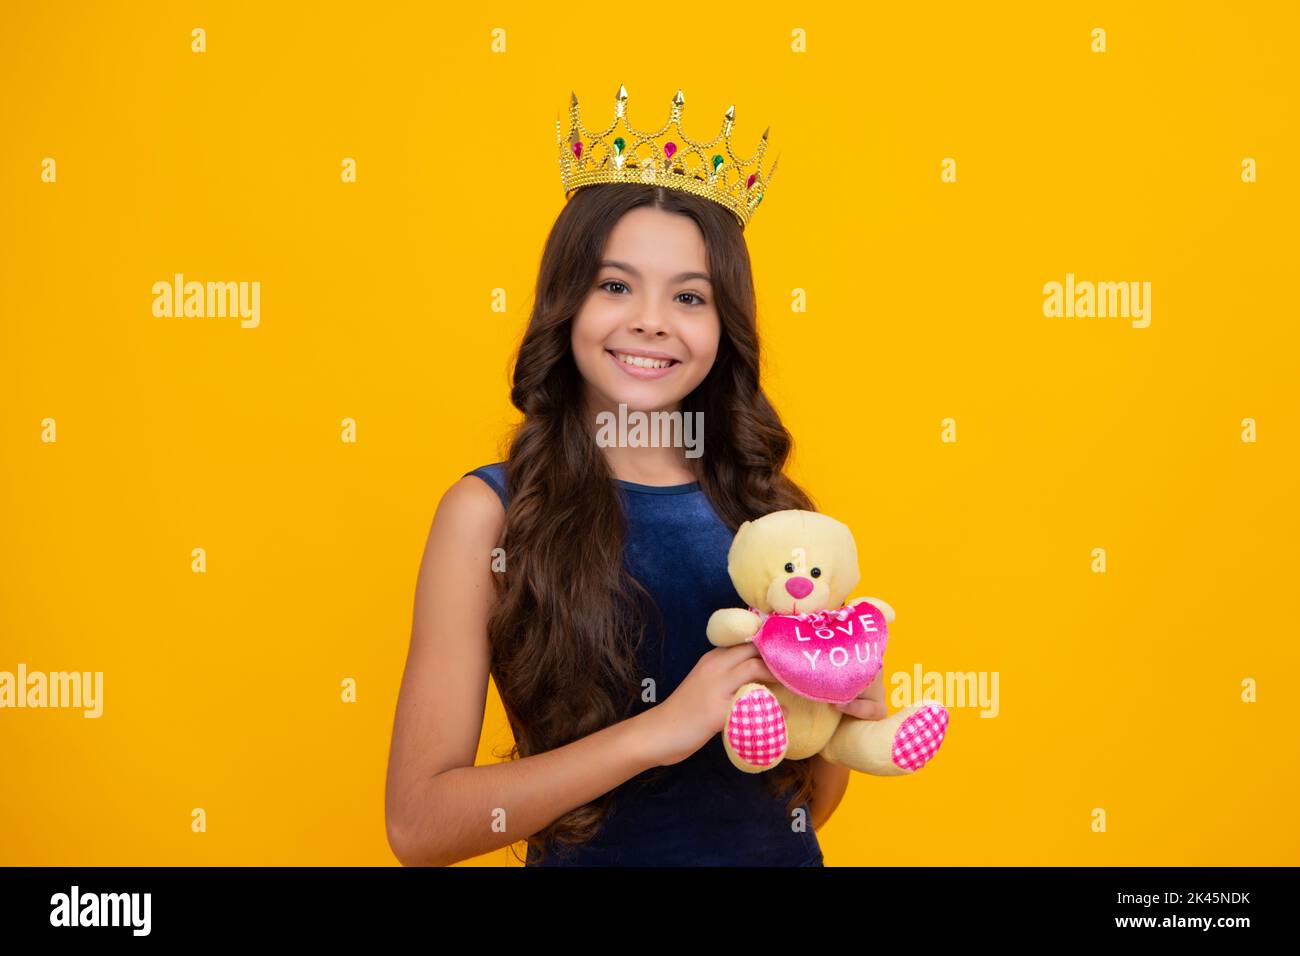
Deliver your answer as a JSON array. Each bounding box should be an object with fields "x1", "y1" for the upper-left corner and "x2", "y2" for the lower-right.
[
  {"x1": 384, "y1": 476, "x2": 661, "y2": 867},
  {"x1": 809, "y1": 673, "x2": 888, "y2": 830},
  {"x1": 809, "y1": 754, "x2": 850, "y2": 830}
]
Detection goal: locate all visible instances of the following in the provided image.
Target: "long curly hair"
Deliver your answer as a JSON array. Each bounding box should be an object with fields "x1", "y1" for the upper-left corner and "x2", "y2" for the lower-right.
[{"x1": 487, "y1": 182, "x2": 817, "y2": 864}]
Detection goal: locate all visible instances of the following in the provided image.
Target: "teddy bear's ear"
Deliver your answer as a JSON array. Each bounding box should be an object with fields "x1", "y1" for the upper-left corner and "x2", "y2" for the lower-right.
[
  {"x1": 726, "y1": 519, "x2": 767, "y2": 607},
  {"x1": 727, "y1": 521, "x2": 752, "y2": 564},
  {"x1": 824, "y1": 516, "x2": 861, "y2": 604}
]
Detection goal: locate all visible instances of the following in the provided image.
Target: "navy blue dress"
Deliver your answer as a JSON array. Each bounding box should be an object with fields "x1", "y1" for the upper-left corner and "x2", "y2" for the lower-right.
[{"x1": 464, "y1": 461, "x2": 824, "y2": 867}]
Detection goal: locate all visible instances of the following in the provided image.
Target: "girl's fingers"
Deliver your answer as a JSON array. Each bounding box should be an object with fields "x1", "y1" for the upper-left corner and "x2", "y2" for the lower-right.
[
  {"x1": 719, "y1": 646, "x2": 883, "y2": 710},
  {"x1": 710, "y1": 643, "x2": 769, "y2": 682},
  {"x1": 836, "y1": 697, "x2": 887, "y2": 720},
  {"x1": 735, "y1": 654, "x2": 777, "y2": 685},
  {"x1": 713, "y1": 641, "x2": 757, "y2": 664}
]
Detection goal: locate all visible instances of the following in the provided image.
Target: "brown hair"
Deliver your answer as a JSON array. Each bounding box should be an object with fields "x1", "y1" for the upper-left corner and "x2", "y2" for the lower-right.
[{"x1": 487, "y1": 182, "x2": 817, "y2": 864}]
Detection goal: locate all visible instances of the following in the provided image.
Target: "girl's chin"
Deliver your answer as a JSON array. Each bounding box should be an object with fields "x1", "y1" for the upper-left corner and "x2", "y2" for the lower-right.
[
  {"x1": 597, "y1": 392, "x2": 683, "y2": 414},
  {"x1": 594, "y1": 376, "x2": 691, "y2": 407}
]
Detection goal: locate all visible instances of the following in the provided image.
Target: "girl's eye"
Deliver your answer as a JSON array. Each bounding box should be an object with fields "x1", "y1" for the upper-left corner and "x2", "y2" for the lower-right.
[
  {"x1": 597, "y1": 281, "x2": 706, "y2": 307},
  {"x1": 811, "y1": 567, "x2": 821, "y2": 578},
  {"x1": 784, "y1": 562, "x2": 794, "y2": 573}
]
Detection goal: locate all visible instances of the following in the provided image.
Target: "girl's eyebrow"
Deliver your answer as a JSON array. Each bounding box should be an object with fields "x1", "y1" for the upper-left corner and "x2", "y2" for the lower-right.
[{"x1": 599, "y1": 259, "x2": 712, "y2": 285}]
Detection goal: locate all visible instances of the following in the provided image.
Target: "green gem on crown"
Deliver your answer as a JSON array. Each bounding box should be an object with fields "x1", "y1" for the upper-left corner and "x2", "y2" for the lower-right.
[
  {"x1": 613, "y1": 137, "x2": 625, "y2": 154},
  {"x1": 711, "y1": 154, "x2": 724, "y2": 171}
]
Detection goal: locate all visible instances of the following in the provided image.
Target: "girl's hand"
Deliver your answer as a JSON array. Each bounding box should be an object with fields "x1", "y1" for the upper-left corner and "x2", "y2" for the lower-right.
[
  {"x1": 834, "y1": 672, "x2": 887, "y2": 720},
  {"x1": 639, "y1": 642, "x2": 778, "y2": 767}
]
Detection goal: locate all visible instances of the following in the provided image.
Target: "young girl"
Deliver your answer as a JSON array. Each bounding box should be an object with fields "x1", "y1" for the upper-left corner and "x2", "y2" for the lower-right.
[{"x1": 385, "y1": 170, "x2": 888, "y2": 866}]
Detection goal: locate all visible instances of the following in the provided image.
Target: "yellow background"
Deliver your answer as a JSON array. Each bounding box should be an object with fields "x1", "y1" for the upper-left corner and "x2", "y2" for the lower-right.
[{"x1": 1, "y1": 1, "x2": 1296, "y2": 865}]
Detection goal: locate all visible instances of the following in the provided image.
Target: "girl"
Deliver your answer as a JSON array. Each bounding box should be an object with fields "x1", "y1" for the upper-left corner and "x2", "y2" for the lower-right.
[{"x1": 384, "y1": 180, "x2": 888, "y2": 867}]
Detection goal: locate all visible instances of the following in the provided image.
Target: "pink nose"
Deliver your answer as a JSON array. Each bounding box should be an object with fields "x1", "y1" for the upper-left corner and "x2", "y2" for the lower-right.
[{"x1": 785, "y1": 576, "x2": 814, "y2": 599}]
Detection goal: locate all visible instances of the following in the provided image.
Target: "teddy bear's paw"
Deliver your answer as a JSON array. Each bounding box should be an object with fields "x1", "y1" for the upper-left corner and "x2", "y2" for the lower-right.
[
  {"x1": 725, "y1": 684, "x2": 788, "y2": 771},
  {"x1": 890, "y1": 702, "x2": 949, "y2": 772}
]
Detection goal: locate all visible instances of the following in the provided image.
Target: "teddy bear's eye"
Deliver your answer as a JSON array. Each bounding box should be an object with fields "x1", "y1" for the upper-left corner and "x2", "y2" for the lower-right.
[
  {"x1": 783, "y1": 562, "x2": 794, "y2": 573},
  {"x1": 811, "y1": 567, "x2": 821, "y2": 578}
]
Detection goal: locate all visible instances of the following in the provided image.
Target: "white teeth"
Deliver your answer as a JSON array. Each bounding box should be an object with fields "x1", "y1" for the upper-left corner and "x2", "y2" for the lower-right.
[{"x1": 614, "y1": 351, "x2": 673, "y2": 369}]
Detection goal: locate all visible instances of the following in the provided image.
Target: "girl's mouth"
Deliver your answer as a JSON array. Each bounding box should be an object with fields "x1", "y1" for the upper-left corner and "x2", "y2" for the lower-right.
[{"x1": 605, "y1": 349, "x2": 682, "y2": 380}]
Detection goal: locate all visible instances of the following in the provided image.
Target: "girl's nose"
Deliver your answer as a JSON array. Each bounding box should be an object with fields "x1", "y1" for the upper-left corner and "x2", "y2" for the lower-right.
[{"x1": 785, "y1": 576, "x2": 814, "y2": 599}]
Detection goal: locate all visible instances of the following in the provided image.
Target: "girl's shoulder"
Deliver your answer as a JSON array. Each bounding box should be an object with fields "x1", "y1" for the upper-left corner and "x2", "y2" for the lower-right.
[
  {"x1": 461, "y1": 461, "x2": 509, "y2": 511},
  {"x1": 422, "y1": 464, "x2": 506, "y2": 561}
]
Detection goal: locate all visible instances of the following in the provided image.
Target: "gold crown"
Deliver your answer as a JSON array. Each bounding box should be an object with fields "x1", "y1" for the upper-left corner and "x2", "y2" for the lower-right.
[{"x1": 556, "y1": 84, "x2": 779, "y2": 230}]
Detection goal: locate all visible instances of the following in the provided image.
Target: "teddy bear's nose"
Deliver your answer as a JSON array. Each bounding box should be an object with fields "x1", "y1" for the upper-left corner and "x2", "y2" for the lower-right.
[{"x1": 785, "y1": 576, "x2": 814, "y2": 599}]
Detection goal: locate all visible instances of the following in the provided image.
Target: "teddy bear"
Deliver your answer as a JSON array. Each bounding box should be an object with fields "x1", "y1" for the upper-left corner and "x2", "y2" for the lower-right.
[{"x1": 706, "y1": 509, "x2": 949, "y2": 776}]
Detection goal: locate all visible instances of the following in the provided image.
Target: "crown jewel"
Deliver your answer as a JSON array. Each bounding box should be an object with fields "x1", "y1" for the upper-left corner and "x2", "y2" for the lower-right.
[{"x1": 556, "y1": 84, "x2": 779, "y2": 230}]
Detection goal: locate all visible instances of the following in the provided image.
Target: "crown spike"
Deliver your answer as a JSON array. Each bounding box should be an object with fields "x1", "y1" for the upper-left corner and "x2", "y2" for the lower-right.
[
  {"x1": 557, "y1": 88, "x2": 774, "y2": 230},
  {"x1": 760, "y1": 152, "x2": 780, "y2": 200}
]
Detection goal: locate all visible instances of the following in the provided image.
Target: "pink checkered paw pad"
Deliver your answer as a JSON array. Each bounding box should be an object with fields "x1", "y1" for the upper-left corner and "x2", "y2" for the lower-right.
[
  {"x1": 891, "y1": 704, "x2": 949, "y2": 771},
  {"x1": 727, "y1": 686, "x2": 787, "y2": 767}
]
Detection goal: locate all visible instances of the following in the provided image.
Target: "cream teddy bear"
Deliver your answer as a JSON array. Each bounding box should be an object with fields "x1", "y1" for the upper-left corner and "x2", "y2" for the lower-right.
[{"x1": 706, "y1": 509, "x2": 949, "y2": 776}]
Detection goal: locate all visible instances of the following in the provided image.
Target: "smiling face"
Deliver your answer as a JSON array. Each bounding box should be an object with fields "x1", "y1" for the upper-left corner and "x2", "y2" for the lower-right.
[{"x1": 571, "y1": 205, "x2": 722, "y2": 416}]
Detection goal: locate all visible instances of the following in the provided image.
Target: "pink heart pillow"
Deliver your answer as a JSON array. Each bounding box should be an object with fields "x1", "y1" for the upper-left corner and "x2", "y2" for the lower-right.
[{"x1": 748, "y1": 602, "x2": 888, "y2": 704}]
